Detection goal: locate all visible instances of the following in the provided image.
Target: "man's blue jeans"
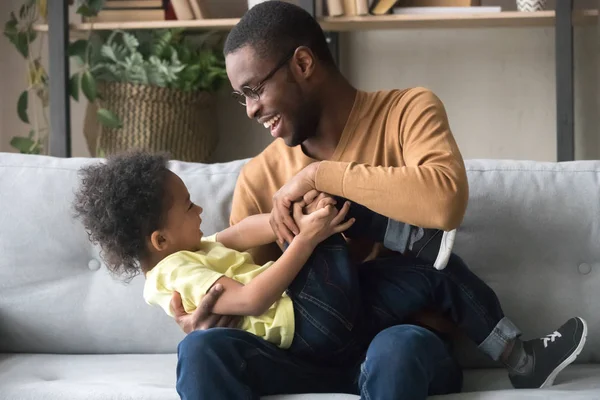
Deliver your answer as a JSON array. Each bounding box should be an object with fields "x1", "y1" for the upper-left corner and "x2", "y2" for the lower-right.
[{"x1": 177, "y1": 325, "x2": 462, "y2": 400}]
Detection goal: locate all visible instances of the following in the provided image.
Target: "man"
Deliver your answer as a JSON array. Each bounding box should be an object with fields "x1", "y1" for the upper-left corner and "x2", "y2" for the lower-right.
[{"x1": 170, "y1": 2, "x2": 587, "y2": 399}]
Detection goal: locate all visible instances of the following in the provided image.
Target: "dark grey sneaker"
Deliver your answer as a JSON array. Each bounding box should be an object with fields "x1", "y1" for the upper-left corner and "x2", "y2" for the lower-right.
[
  {"x1": 509, "y1": 317, "x2": 588, "y2": 389},
  {"x1": 410, "y1": 228, "x2": 456, "y2": 270}
]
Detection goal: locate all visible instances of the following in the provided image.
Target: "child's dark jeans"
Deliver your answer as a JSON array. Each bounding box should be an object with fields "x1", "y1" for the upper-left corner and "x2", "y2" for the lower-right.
[
  {"x1": 283, "y1": 198, "x2": 513, "y2": 366},
  {"x1": 286, "y1": 233, "x2": 365, "y2": 365}
]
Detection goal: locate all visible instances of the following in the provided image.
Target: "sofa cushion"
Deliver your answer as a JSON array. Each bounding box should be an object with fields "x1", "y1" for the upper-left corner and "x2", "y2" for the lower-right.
[{"x1": 1, "y1": 354, "x2": 599, "y2": 400}]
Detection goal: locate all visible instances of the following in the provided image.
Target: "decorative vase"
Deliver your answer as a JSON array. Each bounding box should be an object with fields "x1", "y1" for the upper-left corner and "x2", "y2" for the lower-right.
[{"x1": 516, "y1": 0, "x2": 547, "y2": 12}]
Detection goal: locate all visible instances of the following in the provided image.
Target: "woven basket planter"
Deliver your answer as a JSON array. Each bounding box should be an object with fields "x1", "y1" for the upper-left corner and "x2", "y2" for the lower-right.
[{"x1": 85, "y1": 81, "x2": 218, "y2": 162}]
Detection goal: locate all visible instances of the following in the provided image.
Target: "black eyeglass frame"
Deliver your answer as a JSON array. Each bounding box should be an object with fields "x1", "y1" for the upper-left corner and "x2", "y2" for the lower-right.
[{"x1": 231, "y1": 49, "x2": 296, "y2": 106}]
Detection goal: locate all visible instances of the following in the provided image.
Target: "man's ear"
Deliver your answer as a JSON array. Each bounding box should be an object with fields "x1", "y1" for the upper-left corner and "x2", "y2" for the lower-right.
[
  {"x1": 292, "y1": 46, "x2": 316, "y2": 79},
  {"x1": 149, "y1": 230, "x2": 168, "y2": 252}
]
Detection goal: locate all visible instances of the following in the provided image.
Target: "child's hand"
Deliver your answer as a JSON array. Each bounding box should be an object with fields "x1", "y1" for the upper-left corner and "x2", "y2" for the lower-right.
[
  {"x1": 292, "y1": 199, "x2": 354, "y2": 247},
  {"x1": 302, "y1": 190, "x2": 337, "y2": 215}
]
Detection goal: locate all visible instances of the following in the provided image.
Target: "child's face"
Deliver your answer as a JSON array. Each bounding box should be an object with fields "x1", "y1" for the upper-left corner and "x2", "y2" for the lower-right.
[{"x1": 159, "y1": 171, "x2": 204, "y2": 253}]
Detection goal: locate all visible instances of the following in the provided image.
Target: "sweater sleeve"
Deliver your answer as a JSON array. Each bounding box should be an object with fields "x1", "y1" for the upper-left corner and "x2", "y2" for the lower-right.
[
  {"x1": 314, "y1": 89, "x2": 469, "y2": 231},
  {"x1": 230, "y1": 167, "x2": 282, "y2": 265}
]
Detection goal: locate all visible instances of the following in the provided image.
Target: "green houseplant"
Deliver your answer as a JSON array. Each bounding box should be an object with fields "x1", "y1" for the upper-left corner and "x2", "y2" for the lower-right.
[
  {"x1": 4, "y1": 0, "x2": 228, "y2": 160},
  {"x1": 3, "y1": 0, "x2": 48, "y2": 154},
  {"x1": 75, "y1": 28, "x2": 228, "y2": 160}
]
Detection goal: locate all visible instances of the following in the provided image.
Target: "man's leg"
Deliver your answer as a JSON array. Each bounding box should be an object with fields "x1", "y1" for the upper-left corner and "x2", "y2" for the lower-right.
[
  {"x1": 358, "y1": 324, "x2": 462, "y2": 400},
  {"x1": 176, "y1": 328, "x2": 357, "y2": 400},
  {"x1": 361, "y1": 253, "x2": 587, "y2": 389}
]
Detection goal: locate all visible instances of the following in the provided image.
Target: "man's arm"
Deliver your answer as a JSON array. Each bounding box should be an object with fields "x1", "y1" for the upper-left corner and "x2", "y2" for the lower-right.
[
  {"x1": 216, "y1": 214, "x2": 276, "y2": 253},
  {"x1": 317, "y1": 90, "x2": 468, "y2": 231}
]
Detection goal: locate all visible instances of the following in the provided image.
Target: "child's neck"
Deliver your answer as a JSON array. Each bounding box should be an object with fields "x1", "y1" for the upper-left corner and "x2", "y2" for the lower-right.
[{"x1": 141, "y1": 250, "x2": 171, "y2": 275}]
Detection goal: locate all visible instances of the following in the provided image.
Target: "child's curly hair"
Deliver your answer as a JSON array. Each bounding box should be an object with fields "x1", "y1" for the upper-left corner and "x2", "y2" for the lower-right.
[{"x1": 73, "y1": 151, "x2": 171, "y2": 281}]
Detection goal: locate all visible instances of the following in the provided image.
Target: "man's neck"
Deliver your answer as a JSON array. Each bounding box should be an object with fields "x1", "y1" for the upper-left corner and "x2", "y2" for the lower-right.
[{"x1": 302, "y1": 75, "x2": 357, "y2": 161}]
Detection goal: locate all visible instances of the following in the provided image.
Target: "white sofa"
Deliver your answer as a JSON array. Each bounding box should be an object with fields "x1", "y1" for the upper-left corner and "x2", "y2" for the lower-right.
[{"x1": 1, "y1": 152, "x2": 599, "y2": 399}]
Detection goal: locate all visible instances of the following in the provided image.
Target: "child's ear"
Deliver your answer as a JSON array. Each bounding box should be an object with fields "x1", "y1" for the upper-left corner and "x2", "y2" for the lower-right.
[{"x1": 149, "y1": 230, "x2": 168, "y2": 252}]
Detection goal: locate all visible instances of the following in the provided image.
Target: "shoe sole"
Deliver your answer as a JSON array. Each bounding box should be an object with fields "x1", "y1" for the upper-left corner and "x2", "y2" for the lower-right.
[
  {"x1": 539, "y1": 317, "x2": 588, "y2": 388},
  {"x1": 433, "y1": 229, "x2": 456, "y2": 270}
]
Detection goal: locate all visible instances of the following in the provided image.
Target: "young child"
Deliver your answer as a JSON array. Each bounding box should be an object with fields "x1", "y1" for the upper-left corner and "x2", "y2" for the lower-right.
[
  {"x1": 72, "y1": 151, "x2": 456, "y2": 364},
  {"x1": 73, "y1": 151, "x2": 373, "y2": 364}
]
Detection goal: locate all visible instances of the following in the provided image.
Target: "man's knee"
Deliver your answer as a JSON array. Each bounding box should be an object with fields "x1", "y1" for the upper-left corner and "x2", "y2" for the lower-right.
[
  {"x1": 177, "y1": 328, "x2": 240, "y2": 362},
  {"x1": 368, "y1": 325, "x2": 444, "y2": 361}
]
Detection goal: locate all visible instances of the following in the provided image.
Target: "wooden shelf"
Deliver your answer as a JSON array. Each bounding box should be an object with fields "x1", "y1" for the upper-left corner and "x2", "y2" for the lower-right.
[
  {"x1": 33, "y1": 9, "x2": 598, "y2": 34},
  {"x1": 320, "y1": 10, "x2": 598, "y2": 30},
  {"x1": 33, "y1": 18, "x2": 240, "y2": 33}
]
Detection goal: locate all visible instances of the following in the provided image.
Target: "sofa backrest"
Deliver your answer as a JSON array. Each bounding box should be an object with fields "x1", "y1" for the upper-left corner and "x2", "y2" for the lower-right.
[
  {"x1": 453, "y1": 159, "x2": 600, "y2": 367},
  {"x1": 1, "y1": 154, "x2": 598, "y2": 366},
  {"x1": 0, "y1": 153, "x2": 247, "y2": 354}
]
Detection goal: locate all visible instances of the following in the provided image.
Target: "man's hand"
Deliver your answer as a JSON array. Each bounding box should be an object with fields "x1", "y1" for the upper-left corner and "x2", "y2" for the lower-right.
[
  {"x1": 302, "y1": 190, "x2": 337, "y2": 215},
  {"x1": 271, "y1": 162, "x2": 321, "y2": 245},
  {"x1": 170, "y1": 284, "x2": 240, "y2": 334}
]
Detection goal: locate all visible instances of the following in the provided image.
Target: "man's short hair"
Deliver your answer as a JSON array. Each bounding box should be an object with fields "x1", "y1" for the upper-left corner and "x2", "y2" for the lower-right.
[{"x1": 224, "y1": 1, "x2": 335, "y2": 66}]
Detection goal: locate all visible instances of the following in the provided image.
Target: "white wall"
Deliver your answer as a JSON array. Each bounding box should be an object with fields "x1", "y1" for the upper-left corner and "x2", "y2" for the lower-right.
[{"x1": 1, "y1": 0, "x2": 598, "y2": 162}]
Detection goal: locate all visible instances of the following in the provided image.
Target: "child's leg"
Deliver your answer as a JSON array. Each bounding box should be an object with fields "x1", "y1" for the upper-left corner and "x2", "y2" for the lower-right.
[
  {"x1": 335, "y1": 197, "x2": 455, "y2": 270},
  {"x1": 285, "y1": 234, "x2": 365, "y2": 365}
]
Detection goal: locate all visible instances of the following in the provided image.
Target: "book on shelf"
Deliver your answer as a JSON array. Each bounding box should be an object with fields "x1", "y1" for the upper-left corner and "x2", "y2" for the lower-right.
[
  {"x1": 189, "y1": 0, "x2": 209, "y2": 19},
  {"x1": 83, "y1": 0, "x2": 166, "y2": 22},
  {"x1": 170, "y1": 0, "x2": 194, "y2": 20},
  {"x1": 325, "y1": 0, "x2": 370, "y2": 17},
  {"x1": 356, "y1": 0, "x2": 369, "y2": 15},
  {"x1": 170, "y1": 0, "x2": 209, "y2": 20},
  {"x1": 326, "y1": 0, "x2": 344, "y2": 16},
  {"x1": 395, "y1": 0, "x2": 481, "y2": 5},
  {"x1": 83, "y1": 9, "x2": 166, "y2": 22},
  {"x1": 372, "y1": 0, "x2": 482, "y2": 15},
  {"x1": 104, "y1": 0, "x2": 164, "y2": 8},
  {"x1": 392, "y1": 6, "x2": 501, "y2": 14}
]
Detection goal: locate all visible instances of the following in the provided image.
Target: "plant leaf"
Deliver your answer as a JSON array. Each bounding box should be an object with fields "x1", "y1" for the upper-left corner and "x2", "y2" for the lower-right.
[
  {"x1": 100, "y1": 44, "x2": 118, "y2": 62},
  {"x1": 81, "y1": 70, "x2": 97, "y2": 101},
  {"x1": 76, "y1": 4, "x2": 95, "y2": 17},
  {"x1": 17, "y1": 91, "x2": 29, "y2": 123},
  {"x1": 97, "y1": 108, "x2": 122, "y2": 128},
  {"x1": 86, "y1": 0, "x2": 106, "y2": 14},
  {"x1": 68, "y1": 39, "x2": 88, "y2": 65},
  {"x1": 69, "y1": 73, "x2": 80, "y2": 101},
  {"x1": 122, "y1": 32, "x2": 139, "y2": 52},
  {"x1": 15, "y1": 32, "x2": 29, "y2": 58},
  {"x1": 3, "y1": 14, "x2": 18, "y2": 37},
  {"x1": 10, "y1": 136, "x2": 40, "y2": 154}
]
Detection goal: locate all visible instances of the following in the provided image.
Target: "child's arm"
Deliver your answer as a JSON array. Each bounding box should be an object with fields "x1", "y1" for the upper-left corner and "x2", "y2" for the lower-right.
[
  {"x1": 216, "y1": 191, "x2": 338, "y2": 253},
  {"x1": 208, "y1": 201, "x2": 354, "y2": 316},
  {"x1": 215, "y1": 214, "x2": 277, "y2": 252}
]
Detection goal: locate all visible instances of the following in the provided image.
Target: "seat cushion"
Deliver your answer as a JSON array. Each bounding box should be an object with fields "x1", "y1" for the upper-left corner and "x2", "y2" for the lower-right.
[{"x1": 1, "y1": 353, "x2": 599, "y2": 400}]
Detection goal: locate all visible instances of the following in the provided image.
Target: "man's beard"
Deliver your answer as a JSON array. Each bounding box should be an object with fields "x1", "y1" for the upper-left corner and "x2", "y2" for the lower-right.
[{"x1": 287, "y1": 100, "x2": 320, "y2": 147}]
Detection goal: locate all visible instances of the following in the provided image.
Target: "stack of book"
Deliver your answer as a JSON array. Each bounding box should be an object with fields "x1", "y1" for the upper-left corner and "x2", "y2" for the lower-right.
[{"x1": 83, "y1": 0, "x2": 166, "y2": 22}]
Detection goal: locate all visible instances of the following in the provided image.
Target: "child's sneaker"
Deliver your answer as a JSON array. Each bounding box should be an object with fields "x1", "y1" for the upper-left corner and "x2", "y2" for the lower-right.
[{"x1": 409, "y1": 228, "x2": 456, "y2": 270}]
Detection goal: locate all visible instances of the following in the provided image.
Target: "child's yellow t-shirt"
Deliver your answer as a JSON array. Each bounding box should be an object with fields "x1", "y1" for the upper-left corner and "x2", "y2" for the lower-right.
[{"x1": 143, "y1": 235, "x2": 295, "y2": 349}]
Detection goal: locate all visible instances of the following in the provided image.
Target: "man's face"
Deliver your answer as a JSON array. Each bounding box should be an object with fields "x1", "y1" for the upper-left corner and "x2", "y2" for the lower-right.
[{"x1": 226, "y1": 45, "x2": 320, "y2": 147}]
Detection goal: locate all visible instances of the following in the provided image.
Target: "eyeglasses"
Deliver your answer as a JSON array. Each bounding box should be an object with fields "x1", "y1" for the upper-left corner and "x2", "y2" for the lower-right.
[{"x1": 231, "y1": 50, "x2": 295, "y2": 106}]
